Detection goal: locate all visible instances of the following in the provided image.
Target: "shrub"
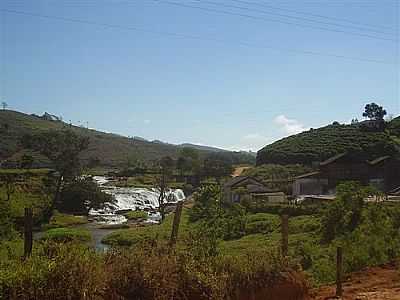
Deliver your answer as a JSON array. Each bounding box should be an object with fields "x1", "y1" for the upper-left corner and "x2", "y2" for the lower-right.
[{"x1": 245, "y1": 213, "x2": 280, "y2": 235}]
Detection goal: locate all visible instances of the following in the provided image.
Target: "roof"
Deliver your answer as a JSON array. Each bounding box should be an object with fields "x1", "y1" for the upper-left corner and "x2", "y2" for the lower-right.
[
  {"x1": 389, "y1": 187, "x2": 400, "y2": 196},
  {"x1": 320, "y1": 153, "x2": 347, "y2": 166},
  {"x1": 294, "y1": 171, "x2": 320, "y2": 180},
  {"x1": 367, "y1": 156, "x2": 391, "y2": 166},
  {"x1": 247, "y1": 184, "x2": 279, "y2": 194}
]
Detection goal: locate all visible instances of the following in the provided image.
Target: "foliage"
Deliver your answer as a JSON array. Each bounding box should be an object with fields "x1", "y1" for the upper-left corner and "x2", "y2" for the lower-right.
[
  {"x1": 58, "y1": 177, "x2": 115, "y2": 214},
  {"x1": 22, "y1": 129, "x2": 89, "y2": 179},
  {"x1": 176, "y1": 147, "x2": 200, "y2": 176},
  {"x1": 321, "y1": 182, "x2": 378, "y2": 242},
  {"x1": 0, "y1": 110, "x2": 255, "y2": 169},
  {"x1": 244, "y1": 213, "x2": 280, "y2": 235},
  {"x1": 189, "y1": 185, "x2": 247, "y2": 240},
  {"x1": 0, "y1": 240, "x2": 295, "y2": 300},
  {"x1": 387, "y1": 116, "x2": 400, "y2": 137},
  {"x1": 363, "y1": 102, "x2": 387, "y2": 120},
  {"x1": 42, "y1": 228, "x2": 92, "y2": 243},
  {"x1": 257, "y1": 122, "x2": 398, "y2": 165},
  {"x1": 202, "y1": 153, "x2": 233, "y2": 182}
]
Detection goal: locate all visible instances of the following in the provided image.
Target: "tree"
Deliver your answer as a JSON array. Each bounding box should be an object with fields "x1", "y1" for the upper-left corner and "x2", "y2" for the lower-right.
[
  {"x1": 0, "y1": 174, "x2": 18, "y2": 202},
  {"x1": 156, "y1": 156, "x2": 174, "y2": 221},
  {"x1": 363, "y1": 103, "x2": 387, "y2": 121},
  {"x1": 202, "y1": 154, "x2": 233, "y2": 183},
  {"x1": 1, "y1": 102, "x2": 7, "y2": 110},
  {"x1": 321, "y1": 182, "x2": 380, "y2": 242},
  {"x1": 177, "y1": 147, "x2": 200, "y2": 176},
  {"x1": 58, "y1": 177, "x2": 115, "y2": 214},
  {"x1": 21, "y1": 130, "x2": 89, "y2": 214}
]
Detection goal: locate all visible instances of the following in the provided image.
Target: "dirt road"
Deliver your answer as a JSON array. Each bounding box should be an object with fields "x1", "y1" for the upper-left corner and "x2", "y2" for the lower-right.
[{"x1": 312, "y1": 263, "x2": 400, "y2": 300}]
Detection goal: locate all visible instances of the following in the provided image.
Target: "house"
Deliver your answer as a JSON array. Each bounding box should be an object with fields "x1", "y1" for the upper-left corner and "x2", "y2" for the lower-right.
[
  {"x1": 293, "y1": 152, "x2": 400, "y2": 197},
  {"x1": 223, "y1": 176, "x2": 287, "y2": 204}
]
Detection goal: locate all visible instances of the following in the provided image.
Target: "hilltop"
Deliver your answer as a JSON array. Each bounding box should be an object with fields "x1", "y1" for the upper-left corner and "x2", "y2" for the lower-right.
[
  {"x1": 257, "y1": 118, "x2": 400, "y2": 166},
  {"x1": 0, "y1": 110, "x2": 255, "y2": 168}
]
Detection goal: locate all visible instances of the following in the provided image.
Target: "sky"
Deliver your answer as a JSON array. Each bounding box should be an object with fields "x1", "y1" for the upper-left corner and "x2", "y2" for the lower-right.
[{"x1": 1, "y1": 0, "x2": 399, "y2": 151}]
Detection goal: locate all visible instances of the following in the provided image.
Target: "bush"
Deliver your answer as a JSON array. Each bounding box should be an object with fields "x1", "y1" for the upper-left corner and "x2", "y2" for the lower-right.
[
  {"x1": 0, "y1": 241, "x2": 298, "y2": 300},
  {"x1": 245, "y1": 213, "x2": 280, "y2": 235}
]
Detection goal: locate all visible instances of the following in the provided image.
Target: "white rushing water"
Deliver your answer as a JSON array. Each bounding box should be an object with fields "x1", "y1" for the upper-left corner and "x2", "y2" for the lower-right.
[{"x1": 90, "y1": 176, "x2": 185, "y2": 224}]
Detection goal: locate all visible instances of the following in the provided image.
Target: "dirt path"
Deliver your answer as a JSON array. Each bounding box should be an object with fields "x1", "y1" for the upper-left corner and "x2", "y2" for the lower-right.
[
  {"x1": 232, "y1": 166, "x2": 251, "y2": 177},
  {"x1": 312, "y1": 263, "x2": 400, "y2": 300}
]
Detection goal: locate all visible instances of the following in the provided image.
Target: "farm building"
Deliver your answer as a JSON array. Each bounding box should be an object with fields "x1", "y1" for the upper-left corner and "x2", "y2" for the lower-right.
[
  {"x1": 223, "y1": 176, "x2": 287, "y2": 204},
  {"x1": 293, "y1": 152, "x2": 400, "y2": 196}
]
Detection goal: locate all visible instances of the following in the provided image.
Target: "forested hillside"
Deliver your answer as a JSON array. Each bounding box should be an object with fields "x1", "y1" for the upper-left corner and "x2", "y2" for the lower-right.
[
  {"x1": 257, "y1": 119, "x2": 400, "y2": 166},
  {"x1": 0, "y1": 110, "x2": 254, "y2": 168}
]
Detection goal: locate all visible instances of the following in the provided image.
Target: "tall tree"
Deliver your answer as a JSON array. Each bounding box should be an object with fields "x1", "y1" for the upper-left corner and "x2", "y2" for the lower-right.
[
  {"x1": 21, "y1": 130, "x2": 89, "y2": 213},
  {"x1": 1, "y1": 102, "x2": 7, "y2": 110},
  {"x1": 363, "y1": 103, "x2": 387, "y2": 121},
  {"x1": 202, "y1": 153, "x2": 233, "y2": 183}
]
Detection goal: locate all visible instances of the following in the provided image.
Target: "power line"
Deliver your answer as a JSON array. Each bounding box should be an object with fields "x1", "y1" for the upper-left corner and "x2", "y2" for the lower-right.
[
  {"x1": 156, "y1": 1, "x2": 398, "y2": 42},
  {"x1": 200, "y1": 0, "x2": 396, "y2": 36},
  {"x1": 231, "y1": 0, "x2": 398, "y2": 32},
  {"x1": 0, "y1": 8, "x2": 394, "y2": 65}
]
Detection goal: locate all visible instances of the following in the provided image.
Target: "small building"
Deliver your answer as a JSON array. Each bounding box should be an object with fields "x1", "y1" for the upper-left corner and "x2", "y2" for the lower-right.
[
  {"x1": 293, "y1": 152, "x2": 400, "y2": 197},
  {"x1": 223, "y1": 176, "x2": 287, "y2": 204}
]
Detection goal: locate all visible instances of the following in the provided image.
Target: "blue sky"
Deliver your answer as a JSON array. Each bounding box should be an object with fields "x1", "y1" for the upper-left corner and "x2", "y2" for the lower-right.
[{"x1": 1, "y1": 0, "x2": 399, "y2": 151}]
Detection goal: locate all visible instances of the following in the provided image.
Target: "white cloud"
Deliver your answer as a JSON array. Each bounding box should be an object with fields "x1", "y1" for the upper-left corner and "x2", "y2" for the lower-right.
[
  {"x1": 144, "y1": 119, "x2": 151, "y2": 125},
  {"x1": 274, "y1": 115, "x2": 308, "y2": 135}
]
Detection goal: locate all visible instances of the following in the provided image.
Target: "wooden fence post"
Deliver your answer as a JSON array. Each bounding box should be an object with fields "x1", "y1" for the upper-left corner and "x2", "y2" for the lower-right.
[
  {"x1": 281, "y1": 214, "x2": 289, "y2": 257},
  {"x1": 24, "y1": 207, "x2": 33, "y2": 259},
  {"x1": 336, "y1": 247, "x2": 343, "y2": 297},
  {"x1": 170, "y1": 201, "x2": 184, "y2": 246}
]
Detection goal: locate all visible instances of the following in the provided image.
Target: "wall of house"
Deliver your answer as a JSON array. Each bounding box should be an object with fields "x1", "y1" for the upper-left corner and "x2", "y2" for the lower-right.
[{"x1": 293, "y1": 178, "x2": 328, "y2": 196}]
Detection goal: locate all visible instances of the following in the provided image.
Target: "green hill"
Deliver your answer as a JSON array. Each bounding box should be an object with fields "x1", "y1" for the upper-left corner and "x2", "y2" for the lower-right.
[
  {"x1": 257, "y1": 120, "x2": 400, "y2": 166},
  {"x1": 0, "y1": 110, "x2": 254, "y2": 168}
]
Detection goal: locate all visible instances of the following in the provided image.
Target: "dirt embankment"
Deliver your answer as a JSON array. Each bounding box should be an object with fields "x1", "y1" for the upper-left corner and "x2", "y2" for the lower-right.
[{"x1": 312, "y1": 263, "x2": 400, "y2": 300}]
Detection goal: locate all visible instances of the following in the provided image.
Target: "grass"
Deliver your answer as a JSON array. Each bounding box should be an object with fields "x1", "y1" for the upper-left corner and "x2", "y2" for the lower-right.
[
  {"x1": 42, "y1": 228, "x2": 92, "y2": 242},
  {"x1": 44, "y1": 212, "x2": 88, "y2": 229},
  {"x1": 102, "y1": 209, "x2": 190, "y2": 246},
  {"x1": 123, "y1": 210, "x2": 148, "y2": 221}
]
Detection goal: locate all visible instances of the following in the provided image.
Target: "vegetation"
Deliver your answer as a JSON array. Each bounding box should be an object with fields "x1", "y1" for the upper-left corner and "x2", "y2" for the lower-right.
[
  {"x1": 42, "y1": 228, "x2": 92, "y2": 243},
  {"x1": 123, "y1": 210, "x2": 148, "y2": 221},
  {"x1": 257, "y1": 122, "x2": 398, "y2": 165},
  {"x1": 0, "y1": 110, "x2": 254, "y2": 169},
  {"x1": 45, "y1": 212, "x2": 88, "y2": 229},
  {"x1": 0, "y1": 241, "x2": 298, "y2": 300},
  {"x1": 58, "y1": 177, "x2": 115, "y2": 214},
  {"x1": 363, "y1": 102, "x2": 387, "y2": 120}
]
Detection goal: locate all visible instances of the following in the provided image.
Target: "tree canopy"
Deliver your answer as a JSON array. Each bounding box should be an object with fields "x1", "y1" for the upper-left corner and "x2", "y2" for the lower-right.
[{"x1": 362, "y1": 103, "x2": 387, "y2": 121}]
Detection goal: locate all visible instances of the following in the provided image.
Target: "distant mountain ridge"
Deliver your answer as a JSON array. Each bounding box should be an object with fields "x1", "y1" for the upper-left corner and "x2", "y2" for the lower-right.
[
  {"x1": 0, "y1": 110, "x2": 255, "y2": 168},
  {"x1": 257, "y1": 118, "x2": 400, "y2": 166}
]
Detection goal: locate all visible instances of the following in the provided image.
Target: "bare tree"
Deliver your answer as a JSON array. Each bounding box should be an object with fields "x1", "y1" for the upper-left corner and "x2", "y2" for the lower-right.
[
  {"x1": 156, "y1": 156, "x2": 174, "y2": 222},
  {"x1": 1, "y1": 102, "x2": 7, "y2": 110}
]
